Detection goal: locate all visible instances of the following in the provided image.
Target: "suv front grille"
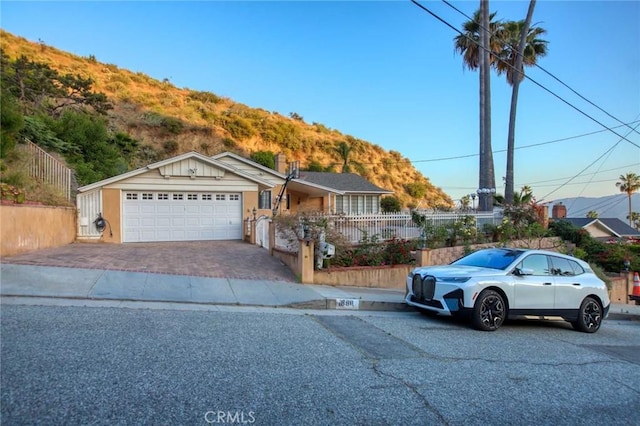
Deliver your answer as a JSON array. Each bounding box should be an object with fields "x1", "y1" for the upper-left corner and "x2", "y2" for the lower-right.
[{"x1": 412, "y1": 274, "x2": 436, "y2": 302}]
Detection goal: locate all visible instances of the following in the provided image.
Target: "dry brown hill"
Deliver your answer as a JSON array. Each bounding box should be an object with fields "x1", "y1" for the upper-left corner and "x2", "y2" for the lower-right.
[{"x1": 1, "y1": 30, "x2": 452, "y2": 208}]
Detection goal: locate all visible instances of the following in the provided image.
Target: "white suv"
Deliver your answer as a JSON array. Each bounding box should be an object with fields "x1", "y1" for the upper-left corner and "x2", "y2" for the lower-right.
[{"x1": 406, "y1": 248, "x2": 610, "y2": 332}]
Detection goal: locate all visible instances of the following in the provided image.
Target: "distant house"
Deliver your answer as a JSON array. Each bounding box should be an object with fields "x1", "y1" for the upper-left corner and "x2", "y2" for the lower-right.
[
  {"x1": 553, "y1": 218, "x2": 640, "y2": 241},
  {"x1": 75, "y1": 151, "x2": 393, "y2": 243}
]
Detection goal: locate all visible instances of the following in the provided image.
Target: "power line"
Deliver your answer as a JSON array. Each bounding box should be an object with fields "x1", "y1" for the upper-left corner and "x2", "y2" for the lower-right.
[
  {"x1": 410, "y1": 0, "x2": 640, "y2": 149},
  {"x1": 409, "y1": 121, "x2": 639, "y2": 164},
  {"x1": 440, "y1": 0, "x2": 640, "y2": 138},
  {"x1": 539, "y1": 121, "x2": 640, "y2": 201},
  {"x1": 525, "y1": 163, "x2": 640, "y2": 185}
]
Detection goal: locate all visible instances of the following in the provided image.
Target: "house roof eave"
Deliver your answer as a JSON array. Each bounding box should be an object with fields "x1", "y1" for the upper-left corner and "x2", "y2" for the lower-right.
[{"x1": 78, "y1": 151, "x2": 275, "y2": 193}]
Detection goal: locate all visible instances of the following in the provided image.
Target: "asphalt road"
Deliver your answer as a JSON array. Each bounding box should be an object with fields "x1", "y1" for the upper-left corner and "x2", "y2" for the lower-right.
[{"x1": 2, "y1": 304, "x2": 639, "y2": 425}]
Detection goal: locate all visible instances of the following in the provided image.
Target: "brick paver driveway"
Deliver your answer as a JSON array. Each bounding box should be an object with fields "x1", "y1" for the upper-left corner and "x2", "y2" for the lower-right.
[{"x1": 1, "y1": 241, "x2": 296, "y2": 282}]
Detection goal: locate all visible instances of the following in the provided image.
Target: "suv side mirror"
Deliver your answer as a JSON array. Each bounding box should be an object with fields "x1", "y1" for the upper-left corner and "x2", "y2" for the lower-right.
[{"x1": 514, "y1": 267, "x2": 534, "y2": 276}]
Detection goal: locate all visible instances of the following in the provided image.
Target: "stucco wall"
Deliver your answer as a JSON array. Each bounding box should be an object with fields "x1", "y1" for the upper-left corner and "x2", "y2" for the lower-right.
[
  {"x1": 424, "y1": 237, "x2": 563, "y2": 266},
  {"x1": 0, "y1": 204, "x2": 76, "y2": 256},
  {"x1": 609, "y1": 273, "x2": 636, "y2": 305},
  {"x1": 315, "y1": 265, "x2": 412, "y2": 289},
  {"x1": 102, "y1": 188, "x2": 121, "y2": 243}
]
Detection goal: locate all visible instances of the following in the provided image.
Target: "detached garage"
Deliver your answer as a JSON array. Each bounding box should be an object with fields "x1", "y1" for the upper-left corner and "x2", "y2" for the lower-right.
[{"x1": 77, "y1": 152, "x2": 273, "y2": 243}]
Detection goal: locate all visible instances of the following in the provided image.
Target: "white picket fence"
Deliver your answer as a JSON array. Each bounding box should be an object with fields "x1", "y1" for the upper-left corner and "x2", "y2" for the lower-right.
[
  {"x1": 275, "y1": 211, "x2": 502, "y2": 248},
  {"x1": 21, "y1": 140, "x2": 73, "y2": 200}
]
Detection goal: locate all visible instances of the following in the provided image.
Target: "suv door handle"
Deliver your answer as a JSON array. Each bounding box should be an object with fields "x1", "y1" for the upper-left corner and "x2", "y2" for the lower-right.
[
  {"x1": 572, "y1": 283, "x2": 581, "y2": 286},
  {"x1": 543, "y1": 282, "x2": 552, "y2": 286}
]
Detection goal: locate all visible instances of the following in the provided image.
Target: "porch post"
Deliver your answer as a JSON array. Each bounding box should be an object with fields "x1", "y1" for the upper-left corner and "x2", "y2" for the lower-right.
[
  {"x1": 297, "y1": 239, "x2": 315, "y2": 284},
  {"x1": 416, "y1": 248, "x2": 432, "y2": 267}
]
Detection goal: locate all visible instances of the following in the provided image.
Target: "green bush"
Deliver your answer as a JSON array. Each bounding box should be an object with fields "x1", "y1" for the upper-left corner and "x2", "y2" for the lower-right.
[
  {"x1": 250, "y1": 150, "x2": 275, "y2": 169},
  {"x1": 381, "y1": 196, "x2": 401, "y2": 212},
  {"x1": 188, "y1": 91, "x2": 221, "y2": 104}
]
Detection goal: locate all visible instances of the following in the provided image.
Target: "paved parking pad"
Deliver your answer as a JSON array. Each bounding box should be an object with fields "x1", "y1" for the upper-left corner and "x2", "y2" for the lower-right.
[{"x1": 1, "y1": 240, "x2": 296, "y2": 282}]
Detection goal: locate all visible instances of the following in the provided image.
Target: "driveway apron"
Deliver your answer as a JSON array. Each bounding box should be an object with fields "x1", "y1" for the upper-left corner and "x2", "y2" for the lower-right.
[{"x1": 1, "y1": 241, "x2": 297, "y2": 282}]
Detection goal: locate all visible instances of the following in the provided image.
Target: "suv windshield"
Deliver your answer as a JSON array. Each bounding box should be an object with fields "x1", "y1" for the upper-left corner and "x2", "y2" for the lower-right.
[{"x1": 452, "y1": 249, "x2": 525, "y2": 270}]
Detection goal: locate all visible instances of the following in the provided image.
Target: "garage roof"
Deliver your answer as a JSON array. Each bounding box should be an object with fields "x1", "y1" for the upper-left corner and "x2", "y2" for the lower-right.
[{"x1": 78, "y1": 151, "x2": 275, "y2": 193}]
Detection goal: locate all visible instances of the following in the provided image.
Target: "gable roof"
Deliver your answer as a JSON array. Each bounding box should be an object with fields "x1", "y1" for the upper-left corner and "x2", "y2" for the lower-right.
[
  {"x1": 598, "y1": 218, "x2": 640, "y2": 237},
  {"x1": 211, "y1": 151, "x2": 342, "y2": 195},
  {"x1": 211, "y1": 151, "x2": 287, "y2": 179},
  {"x1": 555, "y1": 217, "x2": 640, "y2": 238},
  {"x1": 78, "y1": 151, "x2": 275, "y2": 192},
  {"x1": 296, "y1": 172, "x2": 393, "y2": 194}
]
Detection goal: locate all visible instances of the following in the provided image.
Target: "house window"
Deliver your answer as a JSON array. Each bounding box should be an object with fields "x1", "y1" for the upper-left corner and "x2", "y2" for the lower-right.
[
  {"x1": 126, "y1": 193, "x2": 138, "y2": 200},
  {"x1": 216, "y1": 194, "x2": 226, "y2": 201},
  {"x1": 157, "y1": 193, "x2": 169, "y2": 200},
  {"x1": 259, "y1": 190, "x2": 271, "y2": 209},
  {"x1": 142, "y1": 193, "x2": 153, "y2": 200},
  {"x1": 335, "y1": 196, "x2": 344, "y2": 213},
  {"x1": 366, "y1": 196, "x2": 379, "y2": 213},
  {"x1": 173, "y1": 193, "x2": 184, "y2": 201},
  {"x1": 229, "y1": 194, "x2": 240, "y2": 201},
  {"x1": 187, "y1": 193, "x2": 198, "y2": 200},
  {"x1": 202, "y1": 194, "x2": 212, "y2": 201}
]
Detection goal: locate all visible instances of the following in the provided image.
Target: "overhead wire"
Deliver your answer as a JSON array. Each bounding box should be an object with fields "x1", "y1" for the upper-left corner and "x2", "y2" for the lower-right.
[
  {"x1": 440, "y1": 0, "x2": 640, "y2": 138},
  {"x1": 539, "y1": 119, "x2": 640, "y2": 201},
  {"x1": 410, "y1": 0, "x2": 639, "y2": 150}
]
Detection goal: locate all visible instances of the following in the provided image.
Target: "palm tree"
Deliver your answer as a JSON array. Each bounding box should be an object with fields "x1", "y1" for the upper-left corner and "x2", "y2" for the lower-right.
[
  {"x1": 454, "y1": 6, "x2": 502, "y2": 211},
  {"x1": 499, "y1": 1, "x2": 548, "y2": 204},
  {"x1": 586, "y1": 210, "x2": 599, "y2": 219},
  {"x1": 616, "y1": 172, "x2": 640, "y2": 227},
  {"x1": 334, "y1": 141, "x2": 353, "y2": 173}
]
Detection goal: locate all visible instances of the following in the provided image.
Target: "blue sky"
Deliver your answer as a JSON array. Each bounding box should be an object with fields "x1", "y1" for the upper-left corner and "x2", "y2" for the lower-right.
[{"x1": 1, "y1": 1, "x2": 639, "y2": 205}]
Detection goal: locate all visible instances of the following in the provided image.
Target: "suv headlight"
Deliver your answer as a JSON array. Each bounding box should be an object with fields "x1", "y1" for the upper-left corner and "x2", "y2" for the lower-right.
[{"x1": 436, "y1": 276, "x2": 471, "y2": 283}]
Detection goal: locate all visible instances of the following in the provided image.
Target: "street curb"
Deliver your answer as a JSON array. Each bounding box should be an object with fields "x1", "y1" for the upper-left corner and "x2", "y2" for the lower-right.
[{"x1": 285, "y1": 299, "x2": 414, "y2": 312}]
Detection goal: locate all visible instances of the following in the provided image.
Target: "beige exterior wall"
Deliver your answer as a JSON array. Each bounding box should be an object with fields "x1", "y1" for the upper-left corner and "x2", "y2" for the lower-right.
[
  {"x1": 0, "y1": 204, "x2": 76, "y2": 256},
  {"x1": 300, "y1": 196, "x2": 324, "y2": 212},
  {"x1": 102, "y1": 188, "x2": 122, "y2": 243},
  {"x1": 584, "y1": 223, "x2": 612, "y2": 239},
  {"x1": 216, "y1": 157, "x2": 286, "y2": 186},
  {"x1": 104, "y1": 168, "x2": 261, "y2": 193},
  {"x1": 609, "y1": 273, "x2": 637, "y2": 305},
  {"x1": 315, "y1": 265, "x2": 412, "y2": 289}
]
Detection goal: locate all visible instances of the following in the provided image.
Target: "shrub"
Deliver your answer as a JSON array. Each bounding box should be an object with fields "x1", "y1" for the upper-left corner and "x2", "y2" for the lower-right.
[
  {"x1": 250, "y1": 151, "x2": 275, "y2": 169},
  {"x1": 163, "y1": 140, "x2": 179, "y2": 155},
  {"x1": 188, "y1": 91, "x2": 221, "y2": 104},
  {"x1": 381, "y1": 196, "x2": 401, "y2": 212}
]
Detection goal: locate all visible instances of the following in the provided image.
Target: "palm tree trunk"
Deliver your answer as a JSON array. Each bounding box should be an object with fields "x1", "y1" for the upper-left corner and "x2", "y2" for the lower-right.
[
  {"x1": 629, "y1": 193, "x2": 633, "y2": 227},
  {"x1": 479, "y1": 0, "x2": 495, "y2": 211},
  {"x1": 505, "y1": 0, "x2": 536, "y2": 205}
]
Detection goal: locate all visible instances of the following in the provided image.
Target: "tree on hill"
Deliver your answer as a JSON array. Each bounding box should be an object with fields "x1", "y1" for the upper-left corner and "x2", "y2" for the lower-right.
[
  {"x1": 0, "y1": 92, "x2": 24, "y2": 158},
  {"x1": 250, "y1": 150, "x2": 275, "y2": 169},
  {"x1": 0, "y1": 52, "x2": 111, "y2": 116}
]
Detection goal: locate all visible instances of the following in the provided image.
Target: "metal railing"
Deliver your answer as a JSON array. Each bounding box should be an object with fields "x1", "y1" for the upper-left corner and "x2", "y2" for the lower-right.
[{"x1": 21, "y1": 140, "x2": 73, "y2": 200}]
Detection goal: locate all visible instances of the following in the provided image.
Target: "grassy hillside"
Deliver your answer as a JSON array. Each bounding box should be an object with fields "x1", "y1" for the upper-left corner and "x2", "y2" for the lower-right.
[{"x1": 1, "y1": 30, "x2": 452, "y2": 208}]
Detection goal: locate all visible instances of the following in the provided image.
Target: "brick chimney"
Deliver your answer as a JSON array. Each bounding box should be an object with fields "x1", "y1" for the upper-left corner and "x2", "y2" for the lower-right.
[
  {"x1": 552, "y1": 203, "x2": 567, "y2": 219},
  {"x1": 274, "y1": 153, "x2": 287, "y2": 174}
]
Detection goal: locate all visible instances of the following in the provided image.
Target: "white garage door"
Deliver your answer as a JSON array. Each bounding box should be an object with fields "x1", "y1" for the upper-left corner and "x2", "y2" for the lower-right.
[{"x1": 123, "y1": 191, "x2": 242, "y2": 242}]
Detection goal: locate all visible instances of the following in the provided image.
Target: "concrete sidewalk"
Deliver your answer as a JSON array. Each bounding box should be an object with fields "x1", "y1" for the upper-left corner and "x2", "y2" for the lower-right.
[
  {"x1": 0, "y1": 264, "x2": 408, "y2": 312},
  {"x1": 1, "y1": 264, "x2": 639, "y2": 319}
]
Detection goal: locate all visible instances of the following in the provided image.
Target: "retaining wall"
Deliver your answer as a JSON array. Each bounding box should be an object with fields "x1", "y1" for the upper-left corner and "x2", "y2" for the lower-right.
[{"x1": 0, "y1": 204, "x2": 76, "y2": 257}]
